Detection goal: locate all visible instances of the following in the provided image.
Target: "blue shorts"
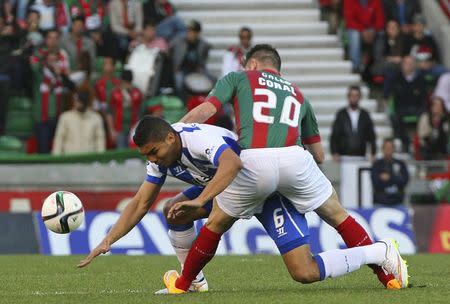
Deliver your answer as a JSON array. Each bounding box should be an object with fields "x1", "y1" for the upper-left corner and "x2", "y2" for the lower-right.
[{"x1": 180, "y1": 186, "x2": 310, "y2": 254}]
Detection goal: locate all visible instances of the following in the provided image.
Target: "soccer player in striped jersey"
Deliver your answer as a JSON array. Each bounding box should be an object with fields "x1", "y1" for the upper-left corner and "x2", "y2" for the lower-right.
[{"x1": 164, "y1": 44, "x2": 407, "y2": 291}]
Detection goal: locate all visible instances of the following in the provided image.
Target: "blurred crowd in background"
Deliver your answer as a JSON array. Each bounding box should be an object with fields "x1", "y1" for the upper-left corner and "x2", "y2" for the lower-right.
[{"x1": 0, "y1": 0, "x2": 448, "y2": 165}]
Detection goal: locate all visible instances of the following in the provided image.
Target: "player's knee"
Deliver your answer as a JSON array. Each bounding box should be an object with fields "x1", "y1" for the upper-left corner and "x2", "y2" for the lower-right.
[{"x1": 289, "y1": 266, "x2": 319, "y2": 284}]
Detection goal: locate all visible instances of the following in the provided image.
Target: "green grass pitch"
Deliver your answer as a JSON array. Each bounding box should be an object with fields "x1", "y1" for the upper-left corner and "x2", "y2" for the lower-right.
[{"x1": 1, "y1": 254, "x2": 449, "y2": 304}]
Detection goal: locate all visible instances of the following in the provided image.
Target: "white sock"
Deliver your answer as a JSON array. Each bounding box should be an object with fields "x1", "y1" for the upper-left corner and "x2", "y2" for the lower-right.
[
  {"x1": 317, "y1": 243, "x2": 386, "y2": 279},
  {"x1": 359, "y1": 242, "x2": 386, "y2": 265},
  {"x1": 168, "y1": 227, "x2": 204, "y2": 282}
]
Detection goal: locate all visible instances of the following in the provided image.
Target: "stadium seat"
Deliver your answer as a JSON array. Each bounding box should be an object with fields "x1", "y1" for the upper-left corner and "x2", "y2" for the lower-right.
[
  {"x1": 95, "y1": 56, "x2": 105, "y2": 75},
  {"x1": 7, "y1": 96, "x2": 32, "y2": 112},
  {"x1": 5, "y1": 111, "x2": 34, "y2": 138},
  {"x1": 0, "y1": 135, "x2": 25, "y2": 154},
  {"x1": 142, "y1": 95, "x2": 186, "y2": 124},
  {"x1": 161, "y1": 95, "x2": 186, "y2": 123}
]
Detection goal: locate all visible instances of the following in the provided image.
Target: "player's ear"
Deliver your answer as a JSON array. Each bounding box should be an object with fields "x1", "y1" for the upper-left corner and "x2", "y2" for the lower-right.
[
  {"x1": 245, "y1": 58, "x2": 258, "y2": 70},
  {"x1": 166, "y1": 131, "x2": 176, "y2": 144}
]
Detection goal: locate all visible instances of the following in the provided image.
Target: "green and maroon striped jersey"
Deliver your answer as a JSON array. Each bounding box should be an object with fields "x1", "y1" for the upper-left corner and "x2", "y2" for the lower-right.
[{"x1": 207, "y1": 69, "x2": 320, "y2": 149}]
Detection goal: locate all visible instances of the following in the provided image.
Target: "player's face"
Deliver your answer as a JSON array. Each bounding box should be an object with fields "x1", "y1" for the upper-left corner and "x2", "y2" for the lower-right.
[{"x1": 139, "y1": 132, "x2": 178, "y2": 167}]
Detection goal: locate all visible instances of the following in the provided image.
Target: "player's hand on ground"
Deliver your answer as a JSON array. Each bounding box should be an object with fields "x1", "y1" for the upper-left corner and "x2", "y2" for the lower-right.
[
  {"x1": 168, "y1": 199, "x2": 203, "y2": 219},
  {"x1": 77, "y1": 239, "x2": 111, "y2": 268}
]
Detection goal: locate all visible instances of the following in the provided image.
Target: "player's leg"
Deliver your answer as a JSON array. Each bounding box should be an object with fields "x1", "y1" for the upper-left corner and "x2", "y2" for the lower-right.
[
  {"x1": 314, "y1": 188, "x2": 399, "y2": 288},
  {"x1": 282, "y1": 241, "x2": 400, "y2": 284},
  {"x1": 259, "y1": 194, "x2": 407, "y2": 286},
  {"x1": 160, "y1": 186, "x2": 212, "y2": 293},
  {"x1": 277, "y1": 147, "x2": 403, "y2": 288},
  {"x1": 164, "y1": 150, "x2": 279, "y2": 293},
  {"x1": 164, "y1": 198, "x2": 238, "y2": 293}
]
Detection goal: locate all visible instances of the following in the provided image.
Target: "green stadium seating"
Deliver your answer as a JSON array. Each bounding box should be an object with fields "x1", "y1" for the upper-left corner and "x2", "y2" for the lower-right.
[
  {"x1": 0, "y1": 135, "x2": 25, "y2": 154},
  {"x1": 7, "y1": 96, "x2": 32, "y2": 112},
  {"x1": 5, "y1": 111, "x2": 34, "y2": 138},
  {"x1": 143, "y1": 95, "x2": 186, "y2": 124}
]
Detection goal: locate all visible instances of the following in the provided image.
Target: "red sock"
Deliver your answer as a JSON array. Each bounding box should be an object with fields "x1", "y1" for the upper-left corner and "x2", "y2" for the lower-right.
[
  {"x1": 175, "y1": 226, "x2": 222, "y2": 291},
  {"x1": 336, "y1": 216, "x2": 395, "y2": 286}
]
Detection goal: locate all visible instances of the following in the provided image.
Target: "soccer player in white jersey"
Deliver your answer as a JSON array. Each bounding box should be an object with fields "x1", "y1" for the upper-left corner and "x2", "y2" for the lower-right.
[
  {"x1": 77, "y1": 116, "x2": 408, "y2": 293},
  {"x1": 78, "y1": 116, "x2": 312, "y2": 293}
]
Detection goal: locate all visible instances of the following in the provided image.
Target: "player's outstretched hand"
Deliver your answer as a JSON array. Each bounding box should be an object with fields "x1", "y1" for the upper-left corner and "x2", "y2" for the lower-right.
[
  {"x1": 77, "y1": 239, "x2": 110, "y2": 268},
  {"x1": 168, "y1": 199, "x2": 203, "y2": 219}
]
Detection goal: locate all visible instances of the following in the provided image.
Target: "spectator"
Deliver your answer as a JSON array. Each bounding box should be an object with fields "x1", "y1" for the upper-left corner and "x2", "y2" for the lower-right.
[
  {"x1": 343, "y1": 0, "x2": 385, "y2": 73},
  {"x1": 52, "y1": 90, "x2": 105, "y2": 155},
  {"x1": 109, "y1": 0, "x2": 143, "y2": 62},
  {"x1": 30, "y1": 28, "x2": 69, "y2": 69},
  {"x1": 14, "y1": 0, "x2": 31, "y2": 26},
  {"x1": 21, "y1": 9, "x2": 43, "y2": 50},
  {"x1": 417, "y1": 97, "x2": 450, "y2": 160},
  {"x1": 5, "y1": 9, "x2": 45, "y2": 95},
  {"x1": 371, "y1": 19, "x2": 408, "y2": 78},
  {"x1": 404, "y1": 14, "x2": 448, "y2": 80},
  {"x1": 60, "y1": 15, "x2": 96, "y2": 74},
  {"x1": 383, "y1": 0, "x2": 421, "y2": 34},
  {"x1": 222, "y1": 26, "x2": 252, "y2": 76},
  {"x1": 135, "y1": 21, "x2": 168, "y2": 54},
  {"x1": 67, "y1": 0, "x2": 114, "y2": 58},
  {"x1": 171, "y1": 19, "x2": 212, "y2": 102},
  {"x1": 371, "y1": 138, "x2": 409, "y2": 206},
  {"x1": 0, "y1": 9, "x2": 25, "y2": 91},
  {"x1": 54, "y1": 0, "x2": 71, "y2": 32},
  {"x1": 386, "y1": 56, "x2": 426, "y2": 153},
  {"x1": 143, "y1": 0, "x2": 186, "y2": 44},
  {"x1": 319, "y1": 0, "x2": 342, "y2": 35},
  {"x1": 30, "y1": 28, "x2": 70, "y2": 106},
  {"x1": 330, "y1": 85, "x2": 377, "y2": 161},
  {"x1": 1, "y1": 0, "x2": 14, "y2": 24},
  {"x1": 95, "y1": 56, "x2": 120, "y2": 109},
  {"x1": 433, "y1": 72, "x2": 450, "y2": 112},
  {"x1": 67, "y1": 0, "x2": 105, "y2": 32},
  {"x1": 109, "y1": 69, "x2": 142, "y2": 148},
  {"x1": 127, "y1": 21, "x2": 167, "y2": 96},
  {"x1": 30, "y1": 0, "x2": 56, "y2": 31},
  {"x1": 33, "y1": 50, "x2": 72, "y2": 153}
]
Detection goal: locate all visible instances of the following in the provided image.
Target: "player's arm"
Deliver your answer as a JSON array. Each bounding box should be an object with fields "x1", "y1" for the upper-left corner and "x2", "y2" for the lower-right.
[
  {"x1": 305, "y1": 142, "x2": 325, "y2": 164},
  {"x1": 180, "y1": 101, "x2": 217, "y2": 123},
  {"x1": 180, "y1": 72, "x2": 238, "y2": 123},
  {"x1": 77, "y1": 181, "x2": 161, "y2": 268},
  {"x1": 102, "y1": 181, "x2": 161, "y2": 245},
  {"x1": 168, "y1": 149, "x2": 242, "y2": 218}
]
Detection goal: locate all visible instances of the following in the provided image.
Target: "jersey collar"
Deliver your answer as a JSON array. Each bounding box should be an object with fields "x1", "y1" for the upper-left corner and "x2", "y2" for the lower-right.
[{"x1": 262, "y1": 69, "x2": 281, "y2": 75}]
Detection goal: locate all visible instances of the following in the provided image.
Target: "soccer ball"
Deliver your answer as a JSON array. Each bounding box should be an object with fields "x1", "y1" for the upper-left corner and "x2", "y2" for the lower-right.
[{"x1": 41, "y1": 191, "x2": 85, "y2": 234}]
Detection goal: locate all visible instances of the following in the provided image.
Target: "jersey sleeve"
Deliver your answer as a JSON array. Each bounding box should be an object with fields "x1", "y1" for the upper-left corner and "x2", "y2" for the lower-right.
[
  {"x1": 145, "y1": 162, "x2": 167, "y2": 185},
  {"x1": 206, "y1": 72, "x2": 239, "y2": 111},
  {"x1": 188, "y1": 128, "x2": 238, "y2": 167},
  {"x1": 300, "y1": 99, "x2": 321, "y2": 144}
]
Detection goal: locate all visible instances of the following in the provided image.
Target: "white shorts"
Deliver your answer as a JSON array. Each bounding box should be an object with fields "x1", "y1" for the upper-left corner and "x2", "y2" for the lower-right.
[{"x1": 216, "y1": 146, "x2": 333, "y2": 219}]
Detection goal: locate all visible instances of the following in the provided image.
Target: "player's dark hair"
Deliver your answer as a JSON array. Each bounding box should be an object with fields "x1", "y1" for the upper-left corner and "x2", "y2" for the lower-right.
[
  {"x1": 133, "y1": 115, "x2": 174, "y2": 147},
  {"x1": 244, "y1": 44, "x2": 281, "y2": 70}
]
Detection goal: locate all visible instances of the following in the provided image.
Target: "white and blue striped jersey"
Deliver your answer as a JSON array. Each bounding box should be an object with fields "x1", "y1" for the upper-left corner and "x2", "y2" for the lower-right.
[{"x1": 145, "y1": 123, "x2": 240, "y2": 186}]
